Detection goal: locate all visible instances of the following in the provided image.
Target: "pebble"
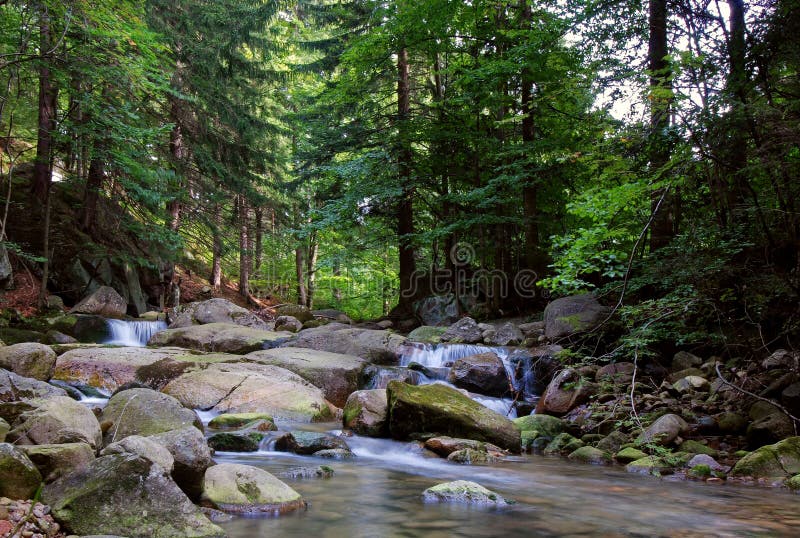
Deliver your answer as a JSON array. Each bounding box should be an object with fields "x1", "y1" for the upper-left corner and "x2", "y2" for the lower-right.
[{"x1": 0, "y1": 497, "x2": 66, "y2": 538}]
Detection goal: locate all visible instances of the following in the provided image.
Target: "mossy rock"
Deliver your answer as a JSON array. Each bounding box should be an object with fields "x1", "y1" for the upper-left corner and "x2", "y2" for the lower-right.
[
  {"x1": 596, "y1": 431, "x2": 629, "y2": 453},
  {"x1": 201, "y1": 463, "x2": 304, "y2": 515},
  {"x1": 407, "y1": 326, "x2": 447, "y2": 344},
  {"x1": 0, "y1": 442, "x2": 43, "y2": 499},
  {"x1": 688, "y1": 464, "x2": 712, "y2": 479},
  {"x1": 0, "y1": 417, "x2": 9, "y2": 442},
  {"x1": 314, "y1": 448, "x2": 355, "y2": 460},
  {"x1": 0, "y1": 328, "x2": 45, "y2": 345},
  {"x1": 274, "y1": 431, "x2": 349, "y2": 455},
  {"x1": 446, "y1": 448, "x2": 501, "y2": 465},
  {"x1": 20, "y1": 442, "x2": 96, "y2": 483},
  {"x1": 568, "y1": 446, "x2": 611, "y2": 465},
  {"x1": 731, "y1": 437, "x2": 800, "y2": 479},
  {"x1": 100, "y1": 388, "x2": 201, "y2": 444},
  {"x1": 679, "y1": 439, "x2": 718, "y2": 458},
  {"x1": 786, "y1": 474, "x2": 800, "y2": 490},
  {"x1": 543, "y1": 433, "x2": 584, "y2": 456},
  {"x1": 521, "y1": 430, "x2": 539, "y2": 452},
  {"x1": 422, "y1": 480, "x2": 508, "y2": 506},
  {"x1": 615, "y1": 447, "x2": 648, "y2": 464},
  {"x1": 279, "y1": 465, "x2": 334, "y2": 480},
  {"x1": 208, "y1": 413, "x2": 275, "y2": 431},
  {"x1": 513, "y1": 414, "x2": 564, "y2": 438},
  {"x1": 625, "y1": 456, "x2": 674, "y2": 476},
  {"x1": 208, "y1": 432, "x2": 265, "y2": 452}
]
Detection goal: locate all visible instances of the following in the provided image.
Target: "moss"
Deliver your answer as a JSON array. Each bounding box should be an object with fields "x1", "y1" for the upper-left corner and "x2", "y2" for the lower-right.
[
  {"x1": 615, "y1": 447, "x2": 648, "y2": 464},
  {"x1": 544, "y1": 433, "x2": 584, "y2": 456},
  {"x1": 625, "y1": 456, "x2": 673, "y2": 476},
  {"x1": 786, "y1": 474, "x2": 800, "y2": 490},
  {"x1": 679, "y1": 440, "x2": 719, "y2": 458},
  {"x1": 568, "y1": 446, "x2": 611, "y2": 465},
  {"x1": 513, "y1": 414, "x2": 564, "y2": 438},
  {"x1": 208, "y1": 432, "x2": 264, "y2": 452},
  {"x1": 688, "y1": 464, "x2": 712, "y2": 479},
  {"x1": 342, "y1": 401, "x2": 363, "y2": 427},
  {"x1": 208, "y1": 413, "x2": 275, "y2": 430}
]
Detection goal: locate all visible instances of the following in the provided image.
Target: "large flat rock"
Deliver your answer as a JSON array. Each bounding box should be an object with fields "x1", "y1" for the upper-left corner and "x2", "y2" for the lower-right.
[
  {"x1": 286, "y1": 325, "x2": 407, "y2": 364},
  {"x1": 243, "y1": 347, "x2": 368, "y2": 407},
  {"x1": 149, "y1": 323, "x2": 293, "y2": 354}
]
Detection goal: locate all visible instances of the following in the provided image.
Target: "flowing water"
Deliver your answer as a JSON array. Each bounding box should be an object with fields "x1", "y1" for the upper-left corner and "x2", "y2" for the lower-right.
[
  {"x1": 213, "y1": 423, "x2": 800, "y2": 538},
  {"x1": 102, "y1": 319, "x2": 167, "y2": 347}
]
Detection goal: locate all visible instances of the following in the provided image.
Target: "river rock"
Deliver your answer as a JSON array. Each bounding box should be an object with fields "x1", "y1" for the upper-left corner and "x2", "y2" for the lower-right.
[
  {"x1": 0, "y1": 369, "x2": 67, "y2": 424},
  {"x1": 687, "y1": 454, "x2": 726, "y2": 473},
  {"x1": 746, "y1": 412, "x2": 795, "y2": 448},
  {"x1": 407, "y1": 326, "x2": 447, "y2": 344},
  {"x1": 386, "y1": 381, "x2": 521, "y2": 452},
  {"x1": 208, "y1": 432, "x2": 264, "y2": 452},
  {"x1": 69, "y1": 286, "x2": 127, "y2": 318},
  {"x1": 635, "y1": 414, "x2": 689, "y2": 446},
  {"x1": 543, "y1": 433, "x2": 584, "y2": 456},
  {"x1": 731, "y1": 437, "x2": 800, "y2": 479},
  {"x1": 625, "y1": 456, "x2": 673, "y2": 476},
  {"x1": 170, "y1": 298, "x2": 271, "y2": 329},
  {"x1": 440, "y1": 317, "x2": 483, "y2": 344},
  {"x1": 101, "y1": 435, "x2": 175, "y2": 473},
  {"x1": 615, "y1": 447, "x2": 648, "y2": 464},
  {"x1": 543, "y1": 294, "x2": 609, "y2": 339},
  {"x1": 447, "y1": 352, "x2": 509, "y2": 397},
  {"x1": 595, "y1": 362, "x2": 635, "y2": 385},
  {"x1": 422, "y1": 480, "x2": 507, "y2": 506},
  {"x1": 597, "y1": 431, "x2": 630, "y2": 453},
  {"x1": 201, "y1": 463, "x2": 304, "y2": 515},
  {"x1": 275, "y1": 304, "x2": 314, "y2": 323},
  {"x1": 0, "y1": 417, "x2": 8, "y2": 442},
  {"x1": 513, "y1": 413, "x2": 565, "y2": 438},
  {"x1": 243, "y1": 347, "x2": 368, "y2": 407},
  {"x1": 7, "y1": 396, "x2": 102, "y2": 449},
  {"x1": 424, "y1": 436, "x2": 506, "y2": 458},
  {"x1": 672, "y1": 351, "x2": 703, "y2": 371},
  {"x1": 568, "y1": 446, "x2": 611, "y2": 465},
  {"x1": 149, "y1": 322, "x2": 292, "y2": 354},
  {"x1": 148, "y1": 426, "x2": 214, "y2": 500},
  {"x1": 535, "y1": 368, "x2": 596, "y2": 416},
  {"x1": 0, "y1": 443, "x2": 42, "y2": 499},
  {"x1": 43, "y1": 453, "x2": 225, "y2": 537},
  {"x1": 343, "y1": 389, "x2": 388, "y2": 437},
  {"x1": 162, "y1": 362, "x2": 335, "y2": 422},
  {"x1": 0, "y1": 343, "x2": 57, "y2": 380},
  {"x1": 274, "y1": 315, "x2": 303, "y2": 333},
  {"x1": 672, "y1": 375, "x2": 710, "y2": 393},
  {"x1": 484, "y1": 323, "x2": 523, "y2": 347},
  {"x1": 100, "y1": 388, "x2": 201, "y2": 445},
  {"x1": 287, "y1": 325, "x2": 407, "y2": 364},
  {"x1": 717, "y1": 411, "x2": 747, "y2": 434},
  {"x1": 20, "y1": 442, "x2": 95, "y2": 483},
  {"x1": 208, "y1": 413, "x2": 275, "y2": 430},
  {"x1": 274, "y1": 431, "x2": 349, "y2": 455},
  {"x1": 446, "y1": 448, "x2": 501, "y2": 465}
]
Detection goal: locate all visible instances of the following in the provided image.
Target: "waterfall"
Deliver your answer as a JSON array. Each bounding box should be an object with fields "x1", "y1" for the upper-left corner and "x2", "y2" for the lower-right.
[{"x1": 103, "y1": 319, "x2": 167, "y2": 347}]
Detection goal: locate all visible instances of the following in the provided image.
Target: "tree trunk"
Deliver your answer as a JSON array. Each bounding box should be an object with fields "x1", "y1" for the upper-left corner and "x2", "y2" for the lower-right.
[
  {"x1": 726, "y1": 0, "x2": 749, "y2": 207},
  {"x1": 82, "y1": 153, "x2": 104, "y2": 232},
  {"x1": 210, "y1": 208, "x2": 222, "y2": 290},
  {"x1": 37, "y1": 189, "x2": 52, "y2": 310},
  {"x1": 648, "y1": 0, "x2": 676, "y2": 251},
  {"x1": 32, "y1": 8, "x2": 57, "y2": 203},
  {"x1": 295, "y1": 245, "x2": 308, "y2": 306},
  {"x1": 397, "y1": 46, "x2": 416, "y2": 308},
  {"x1": 254, "y1": 208, "x2": 263, "y2": 271},
  {"x1": 238, "y1": 198, "x2": 251, "y2": 298},
  {"x1": 306, "y1": 235, "x2": 318, "y2": 309}
]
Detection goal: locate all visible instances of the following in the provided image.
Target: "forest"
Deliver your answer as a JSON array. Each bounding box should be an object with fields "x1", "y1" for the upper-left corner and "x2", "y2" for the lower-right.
[{"x1": 0, "y1": 0, "x2": 798, "y2": 355}]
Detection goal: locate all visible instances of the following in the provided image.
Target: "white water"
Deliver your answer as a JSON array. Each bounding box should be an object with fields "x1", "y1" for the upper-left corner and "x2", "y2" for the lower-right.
[
  {"x1": 103, "y1": 319, "x2": 167, "y2": 347},
  {"x1": 400, "y1": 343, "x2": 518, "y2": 418}
]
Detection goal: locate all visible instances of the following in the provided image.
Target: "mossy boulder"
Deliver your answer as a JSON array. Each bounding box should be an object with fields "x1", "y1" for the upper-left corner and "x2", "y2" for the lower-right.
[
  {"x1": 314, "y1": 448, "x2": 355, "y2": 460},
  {"x1": 746, "y1": 412, "x2": 795, "y2": 448},
  {"x1": 422, "y1": 480, "x2": 507, "y2": 506},
  {"x1": 407, "y1": 326, "x2": 447, "y2": 344},
  {"x1": 0, "y1": 369, "x2": 67, "y2": 424},
  {"x1": 543, "y1": 294, "x2": 609, "y2": 339},
  {"x1": 273, "y1": 431, "x2": 349, "y2": 455},
  {"x1": 69, "y1": 286, "x2": 127, "y2": 318},
  {"x1": 149, "y1": 323, "x2": 292, "y2": 354},
  {"x1": 596, "y1": 431, "x2": 629, "y2": 453},
  {"x1": 717, "y1": 412, "x2": 747, "y2": 434},
  {"x1": 7, "y1": 396, "x2": 102, "y2": 449},
  {"x1": 148, "y1": 427, "x2": 214, "y2": 501},
  {"x1": 386, "y1": 381, "x2": 521, "y2": 453},
  {"x1": 635, "y1": 414, "x2": 689, "y2": 446},
  {"x1": 424, "y1": 436, "x2": 505, "y2": 458},
  {"x1": 513, "y1": 414, "x2": 564, "y2": 438},
  {"x1": 170, "y1": 298, "x2": 271, "y2": 329},
  {"x1": 101, "y1": 435, "x2": 175, "y2": 473},
  {"x1": 208, "y1": 432, "x2": 264, "y2": 452},
  {"x1": 243, "y1": 347, "x2": 368, "y2": 407},
  {"x1": 731, "y1": 436, "x2": 800, "y2": 479},
  {"x1": 679, "y1": 439, "x2": 718, "y2": 457},
  {"x1": 342, "y1": 389, "x2": 388, "y2": 437},
  {"x1": 20, "y1": 442, "x2": 95, "y2": 483},
  {"x1": 0, "y1": 327, "x2": 46, "y2": 345},
  {"x1": 625, "y1": 456, "x2": 674, "y2": 476},
  {"x1": 568, "y1": 446, "x2": 611, "y2": 465},
  {"x1": 615, "y1": 447, "x2": 648, "y2": 464},
  {"x1": 100, "y1": 388, "x2": 201, "y2": 445},
  {"x1": 162, "y1": 362, "x2": 335, "y2": 423},
  {"x1": 0, "y1": 443, "x2": 42, "y2": 499},
  {"x1": 200, "y1": 463, "x2": 304, "y2": 515},
  {"x1": 43, "y1": 454, "x2": 225, "y2": 538},
  {"x1": 0, "y1": 342, "x2": 57, "y2": 380},
  {"x1": 208, "y1": 413, "x2": 275, "y2": 431},
  {"x1": 0, "y1": 417, "x2": 8, "y2": 442},
  {"x1": 786, "y1": 474, "x2": 800, "y2": 490},
  {"x1": 446, "y1": 448, "x2": 501, "y2": 465},
  {"x1": 543, "y1": 433, "x2": 584, "y2": 456}
]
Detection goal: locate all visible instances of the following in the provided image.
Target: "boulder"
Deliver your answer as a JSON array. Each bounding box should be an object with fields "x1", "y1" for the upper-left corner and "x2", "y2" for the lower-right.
[
  {"x1": 568, "y1": 446, "x2": 611, "y2": 465},
  {"x1": 162, "y1": 362, "x2": 335, "y2": 423},
  {"x1": 543, "y1": 433, "x2": 584, "y2": 456},
  {"x1": 731, "y1": 437, "x2": 800, "y2": 479},
  {"x1": 0, "y1": 443, "x2": 42, "y2": 499},
  {"x1": 201, "y1": 463, "x2": 304, "y2": 515},
  {"x1": 513, "y1": 414, "x2": 565, "y2": 438},
  {"x1": 615, "y1": 447, "x2": 648, "y2": 464},
  {"x1": 636, "y1": 414, "x2": 689, "y2": 446},
  {"x1": 100, "y1": 388, "x2": 201, "y2": 445},
  {"x1": 148, "y1": 426, "x2": 215, "y2": 500},
  {"x1": 679, "y1": 440, "x2": 718, "y2": 457},
  {"x1": 440, "y1": 317, "x2": 483, "y2": 344},
  {"x1": 20, "y1": 442, "x2": 95, "y2": 483},
  {"x1": 422, "y1": 480, "x2": 507, "y2": 506},
  {"x1": 717, "y1": 412, "x2": 747, "y2": 434},
  {"x1": 483, "y1": 323, "x2": 523, "y2": 347},
  {"x1": 595, "y1": 362, "x2": 635, "y2": 385},
  {"x1": 543, "y1": 294, "x2": 609, "y2": 339},
  {"x1": 0, "y1": 343, "x2": 57, "y2": 380},
  {"x1": 746, "y1": 412, "x2": 795, "y2": 448},
  {"x1": 0, "y1": 417, "x2": 8, "y2": 442},
  {"x1": 672, "y1": 375, "x2": 710, "y2": 393},
  {"x1": 101, "y1": 435, "x2": 175, "y2": 473},
  {"x1": 243, "y1": 347, "x2": 368, "y2": 407},
  {"x1": 208, "y1": 413, "x2": 275, "y2": 431},
  {"x1": 672, "y1": 351, "x2": 703, "y2": 372},
  {"x1": 42, "y1": 454, "x2": 225, "y2": 538},
  {"x1": 274, "y1": 315, "x2": 303, "y2": 333},
  {"x1": 625, "y1": 456, "x2": 673, "y2": 476},
  {"x1": 407, "y1": 326, "x2": 447, "y2": 344},
  {"x1": 0, "y1": 328, "x2": 45, "y2": 345},
  {"x1": 424, "y1": 436, "x2": 506, "y2": 458},
  {"x1": 207, "y1": 432, "x2": 264, "y2": 452},
  {"x1": 343, "y1": 389, "x2": 388, "y2": 437},
  {"x1": 447, "y1": 352, "x2": 509, "y2": 397},
  {"x1": 275, "y1": 304, "x2": 314, "y2": 323},
  {"x1": 45, "y1": 330, "x2": 78, "y2": 344},
  {"x1": 596, "y1": 431, "x2": 629, "y2": 454},
  {"x1": 287, "y1": 325, "x2": 407, "y2": 364},
  {"x1": 149, "y1": 323, "x2": 292, "y2": 354},
  {"x1": 170, "y1": 298, "x2": 271, "y2": 329},
  {"x1": 7, "y1": 396, "x2": 102, "y2": 449},
  {"x1": 386, "y1": 381, "x2": 520, "y2": 452},
  {"x1": 687, "y1": 454, "x2": 727, "y2": 473},
  {"x1": 446, "y1": 448, "x2": 501, "y2": 465},
  {"x1": 535, "y1": 368, "x2": 596, "y2": 416},
  {"x1": 762, "y1": 349, "x2": 799, "y2": 371},
  {"x1": 412, "y1": 294, "x2": 461, "y2": 326},
  {"x1": 0, "y1": 369, "x2": 67, "y2": 424},
  {"x1": 279, "y1": 465, "x2": 335, "y2": 480},
  {"x1": 69, "y1": 286, "x2": 127, "y2": 318},
  {"x1": 273, "y1": 431, "x2": 349, "y2": 455}
]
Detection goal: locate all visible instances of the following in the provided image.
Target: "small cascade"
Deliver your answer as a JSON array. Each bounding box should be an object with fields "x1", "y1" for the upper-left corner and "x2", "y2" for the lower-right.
[{"x1": 103, "y1": 319, "x2": 168, "y2": 347}]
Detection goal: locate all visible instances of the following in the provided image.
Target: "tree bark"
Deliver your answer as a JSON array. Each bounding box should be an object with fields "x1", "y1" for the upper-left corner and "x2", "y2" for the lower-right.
[
  {"x1": 254, "y1": 208, "x2": 263, "y2": 271},
  {"x1": 295, "y1": 245, "x2": 308, "y2": 306},
  {"x1": 210, "y1": 207, "x2": 222, "y2": 290},
  {"x1": 32, "y1": 7, "x2": 57, "y2": 203},
  {"x1": 397, "y1": 45, "x2": 416, "y2": 308},
  {"x1": 306, "y1": 234, "x2": 318, "y2": 309},
  {"x1": 238, "y1": 197, "x2": 251, "y2": 298}
]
